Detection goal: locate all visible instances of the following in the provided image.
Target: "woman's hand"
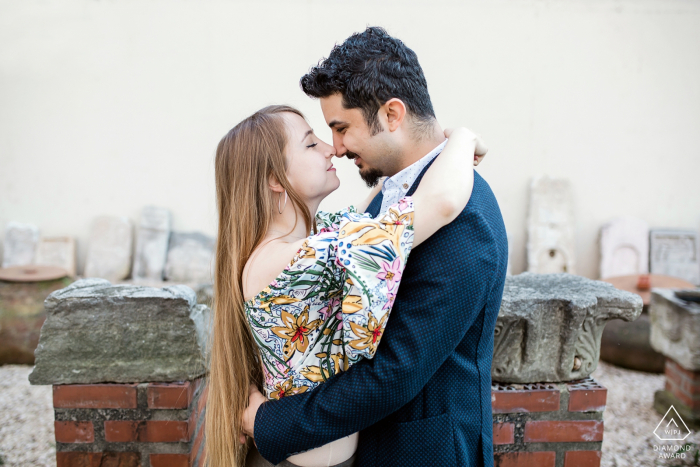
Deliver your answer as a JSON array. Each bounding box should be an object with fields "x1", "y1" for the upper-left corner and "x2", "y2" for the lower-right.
[
  {"x1": 444, "y1": 128, "x2": 488, "y2": 166},
  {"x1": 240, "y1": 385, "x2": 267, "y2": 444}
]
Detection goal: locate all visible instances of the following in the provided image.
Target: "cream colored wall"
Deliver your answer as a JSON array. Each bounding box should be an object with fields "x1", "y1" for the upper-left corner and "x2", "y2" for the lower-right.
[{"x1": 1, "y1": 0, "x2": 699, "y2": 279}]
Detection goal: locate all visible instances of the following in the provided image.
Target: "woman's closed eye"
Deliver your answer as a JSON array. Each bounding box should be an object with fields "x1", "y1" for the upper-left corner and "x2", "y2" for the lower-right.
[{"x1": 306, "y1": 142, "x2": 318, "y2": 149}]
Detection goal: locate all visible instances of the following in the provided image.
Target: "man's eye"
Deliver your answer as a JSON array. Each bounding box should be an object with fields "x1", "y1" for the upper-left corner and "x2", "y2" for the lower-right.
[
  {"x1": 336, "y1": 127, "x2": 346, "y2": 134},
  {"x1": 306, "y1": 143, "x2": 318, "y2": 149}
]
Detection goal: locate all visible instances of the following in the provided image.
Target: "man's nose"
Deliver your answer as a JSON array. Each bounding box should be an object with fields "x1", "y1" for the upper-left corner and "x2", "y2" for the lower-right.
[{"x1": 332, "y1": 135, "x2": 346, "y2": 157}]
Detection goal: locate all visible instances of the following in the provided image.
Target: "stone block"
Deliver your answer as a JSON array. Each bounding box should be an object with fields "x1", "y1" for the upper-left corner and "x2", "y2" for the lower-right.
[
  {"x1": 599, "y1": 217, "x2": 649, "y2": 279},
  {"x1": 2, "y1": 222, "x2": 39, "y2": 267},
  {"x1": 35, "y1": 236, "x2": 76, "y2": 277},
  {"x1": 84, "y1": 216, "x2": 133, "y2": 281},
  {"x1": 29, "y1": 278, "x2": 211, "y2": 385},
  {"x1": 527, "y1": 177, "x2": 576, "y2": 274},
  {"x1": 650, "y1": 230, "x2": 700, "y2": 285},
  {"x1": 492, "y1": 273, "x2": 642, "y2": 383},
  {"x1": 165, "y1": 232, "x2": 215, "y2": 283},
  {"x1": 649, "y1": 288, "x2": 700, "y2": 371},
  {"x1": 131, "y1": 206, "x2": 171, "y2": 280}
]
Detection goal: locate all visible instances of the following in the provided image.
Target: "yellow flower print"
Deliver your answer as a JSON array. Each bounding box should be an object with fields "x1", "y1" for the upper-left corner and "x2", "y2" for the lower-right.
[
  {"x1": 271, "y1": 306, "x2": 322, "y2": 360},
  {"x1": 288, "y1": 240, "x2": 316, "y2": 268},
  {"x1": 342, "y1": 293, "x2": 363, "y2": 314},
  {"x1": 348, "y1": 312, "x2": 389, "y2": 356},
  {"x1": 300, "y1": 352, "x2": 347, "y2": 382},
  {"x1": 269, "y1": 378, "x2": 309, "y2": 400},
  {"x1": 338, "y1": 221, "x2": 406, "y2": 252},
  {"x1": 258, "y1": 295, "x2": 300, "y2": 312}
]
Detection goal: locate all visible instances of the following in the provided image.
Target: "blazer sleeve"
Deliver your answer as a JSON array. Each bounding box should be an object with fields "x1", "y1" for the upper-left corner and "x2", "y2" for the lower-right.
[{"x1": 254, "y1": 207, "x2": 500, "y2": 464}]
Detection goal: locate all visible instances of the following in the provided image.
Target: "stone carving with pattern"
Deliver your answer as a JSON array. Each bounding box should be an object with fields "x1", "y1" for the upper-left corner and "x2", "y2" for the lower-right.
[{"x1": 492, "y1": 273, "x2": 642, "y2": 383}]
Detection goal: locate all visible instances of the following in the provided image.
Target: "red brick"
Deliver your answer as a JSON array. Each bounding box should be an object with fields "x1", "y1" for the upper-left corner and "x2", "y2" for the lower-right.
[
  {"x1": 668, "y1": 359, "x2": 700, "y2": 383},
  {"x1": 565, "y1": 450, "x2": 601, "y2": 467},
  {"x1": 492, "y1": 388, "x2": 560, "y2": 413},
  {"x1": 524, "y1": 420, "x2": 604, "y2": 443},
  {"x1": 568, "y1": 387, "x2": 607, "y2": 412},
  {"x1": 105, "y1": 420, "x2": 190, "y2": 443},
  {"x1": 54, "y1": 421, "x2": 94, "y2": 443},
  {"x1": 494, "y1": 452, "x2": 556, "y2": 467},
  {"x1": 493, "y1": 423, "x2": 514, "y2": 445},
  {"x1": 190, "y1": 414, "x2": 206, "y2": 465},
  {"x1": 56, "y1": 452, "x2": 140, "y2": 467},
  {"x1": 148, "y1": 381, "x2": 194, "y2": 409},
  {"x1": 150, "y1": 453, "x2": 190, "y2": 467},
  {"x1": 53, "y1": 384, "x2": 137, "y2": 409},
  {"x1": 197, "y1": 384, "x2": 209, "y2": 416}
]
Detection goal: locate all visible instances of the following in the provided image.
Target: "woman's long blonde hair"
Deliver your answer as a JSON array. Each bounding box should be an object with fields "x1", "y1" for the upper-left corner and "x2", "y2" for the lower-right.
[{"x1": 205, "y1": 105, "x2": 315, "y2": 467}]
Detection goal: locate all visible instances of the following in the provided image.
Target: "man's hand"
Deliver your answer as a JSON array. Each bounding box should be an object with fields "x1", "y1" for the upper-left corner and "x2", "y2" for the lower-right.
[
  {"x1": 443, "y1": 127, "x2": 488, "y2": 166},
  {"x1": 240, "y1": 385, "x2": 267, "y2": 444}
]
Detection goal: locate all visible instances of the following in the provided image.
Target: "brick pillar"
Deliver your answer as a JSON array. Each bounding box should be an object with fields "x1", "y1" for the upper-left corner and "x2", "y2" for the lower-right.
[
  {"x1": 654, "y1": 358, "x2": 700, "y2": 430},
  {"x1": 492, "y1": 377, "x2": 607, "y2": 467},
  {"x1": 53, "y1": 378, "x2": 208, "y2": 467}
]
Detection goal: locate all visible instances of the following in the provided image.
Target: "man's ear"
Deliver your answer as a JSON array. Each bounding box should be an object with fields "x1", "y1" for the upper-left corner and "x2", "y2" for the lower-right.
[
  {"x1": 382, "y1": 98, "x2": 407, "y2": 132},
  {"x1": 268, "y1": 174, "x2": 284, "y2": 193}
]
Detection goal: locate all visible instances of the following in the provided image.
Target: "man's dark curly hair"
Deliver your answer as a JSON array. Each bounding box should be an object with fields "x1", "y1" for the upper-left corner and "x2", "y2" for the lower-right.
[{"x1": 300, "y1": 27, "x2": 436, "y2": 135}]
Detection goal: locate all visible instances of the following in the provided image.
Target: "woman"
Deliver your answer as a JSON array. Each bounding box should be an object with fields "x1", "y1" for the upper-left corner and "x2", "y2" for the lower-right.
[{"x1": 205, "y1": 105, "x2": 485, "y2": 467}]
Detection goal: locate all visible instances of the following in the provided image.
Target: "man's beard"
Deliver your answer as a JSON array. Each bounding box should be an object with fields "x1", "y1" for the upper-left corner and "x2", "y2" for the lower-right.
[{"x1": 345, "y1": 151, "x2": 383, "y2": 188}]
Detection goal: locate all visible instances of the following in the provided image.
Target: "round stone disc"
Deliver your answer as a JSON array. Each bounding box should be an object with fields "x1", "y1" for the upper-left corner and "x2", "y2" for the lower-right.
[{"x1": 0, "y1": 265, "x2": 69, "y2": 282}]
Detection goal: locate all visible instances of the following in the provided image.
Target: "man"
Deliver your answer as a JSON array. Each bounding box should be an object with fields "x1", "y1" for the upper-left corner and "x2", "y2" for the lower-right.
[{"x1": 243, "y1": 27, "x2": 508, "y2": 467}]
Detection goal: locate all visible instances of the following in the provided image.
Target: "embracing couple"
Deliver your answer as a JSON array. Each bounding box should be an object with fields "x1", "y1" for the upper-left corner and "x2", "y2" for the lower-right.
[{"x1": 205, "y1": 27, "x2": 508, "y2": 467}]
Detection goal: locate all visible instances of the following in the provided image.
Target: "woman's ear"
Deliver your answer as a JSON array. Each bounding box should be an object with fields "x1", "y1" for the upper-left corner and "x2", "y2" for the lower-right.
[
  {"x1": 268, "y1": 174, "x2": 284, "y2": 193},
  {"x1": 382, "y1": 98, "x2": 407, "y2": 132}
]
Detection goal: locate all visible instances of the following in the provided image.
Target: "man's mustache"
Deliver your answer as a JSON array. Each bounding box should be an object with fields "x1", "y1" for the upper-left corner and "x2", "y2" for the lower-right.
[{"x1": 344, "y1": 151, "x2": 360, "y2": 160}]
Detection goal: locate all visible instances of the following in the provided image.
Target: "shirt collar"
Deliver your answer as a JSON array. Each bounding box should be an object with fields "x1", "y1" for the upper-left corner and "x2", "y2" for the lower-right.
[{"x1": 382, "y1": 139, "x2": 448, "y2": 193}]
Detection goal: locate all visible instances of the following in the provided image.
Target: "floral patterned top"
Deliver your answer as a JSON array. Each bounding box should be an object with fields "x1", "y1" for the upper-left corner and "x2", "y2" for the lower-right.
[{"x1": 245, "y1": 198, "x2": 415, "y2": 400}]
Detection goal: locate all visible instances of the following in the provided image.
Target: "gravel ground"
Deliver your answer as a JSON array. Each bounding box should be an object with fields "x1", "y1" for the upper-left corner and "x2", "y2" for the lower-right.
[
  {"x1": 593, "y1": 361, "x2": 700, "y2": 467},
  {"x1": 0, "y1": 362, "x2": 697, "y2": 466},
  {"x1": 0, "y1": 365, "x2": 55, "y2": 467}
]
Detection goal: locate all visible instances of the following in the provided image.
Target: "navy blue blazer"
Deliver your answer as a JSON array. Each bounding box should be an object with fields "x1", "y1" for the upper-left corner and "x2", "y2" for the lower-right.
[{"x1": 255, "y1": 168, "x2": 508, "y2": 467}]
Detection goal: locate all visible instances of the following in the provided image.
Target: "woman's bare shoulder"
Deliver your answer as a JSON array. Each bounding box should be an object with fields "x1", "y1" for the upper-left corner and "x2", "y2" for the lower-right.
[{"x1": 242, "y1": 238, "x2": 307, "y2": 302}]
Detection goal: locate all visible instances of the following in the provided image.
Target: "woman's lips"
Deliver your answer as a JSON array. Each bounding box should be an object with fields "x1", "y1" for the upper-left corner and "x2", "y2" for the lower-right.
[{"x1": 327, "y1": 164, "x2": 335, "y2": 171}]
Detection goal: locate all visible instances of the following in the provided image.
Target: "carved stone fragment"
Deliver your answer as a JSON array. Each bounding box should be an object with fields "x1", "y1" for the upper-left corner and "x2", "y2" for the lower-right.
[
  {"x1": 599, "y1": 217, "x2": 649, "y2": 279},
  {"x1": 492, "y1": 273, "x2": 642, "y2": 383},
  {"x1": 649, "y1": 288, "x2": 700, "y2": 371}
]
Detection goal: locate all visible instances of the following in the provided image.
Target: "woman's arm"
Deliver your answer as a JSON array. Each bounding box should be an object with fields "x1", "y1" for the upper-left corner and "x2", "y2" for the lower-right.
[
  {"x1": 411, "y1": 128, "x2": 486, "y2": 246},
  {"x1": 355, "y1": 178, "x2": 385, "y2": 213}
]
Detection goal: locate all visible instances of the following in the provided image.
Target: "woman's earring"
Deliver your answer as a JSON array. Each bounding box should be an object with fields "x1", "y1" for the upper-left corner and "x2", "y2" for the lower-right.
[{"x1": 278, "y1": 191, "x2": 288, "y2": 214}]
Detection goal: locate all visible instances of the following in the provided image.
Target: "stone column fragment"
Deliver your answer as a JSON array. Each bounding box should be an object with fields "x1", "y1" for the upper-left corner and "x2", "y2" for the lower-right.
[
  {"x1": 131, "y1": 206, "x2": 171, "y2": 281},
  {"x1": 492, "y1": 273, "x2": 642, "y2": 383},
  {"x1": 2, "y1": 222, "x2": 39, "y2": 267},
  {"x1": 526, "y1": 177, "x2": 576, "y2": 274},
  {"x1": 650, "y1": 230, "x2": 700, "y2": 285},
  {"x1": 599, "y1": 217, "x2": 649, "y2": 279},
  {"x1": 84, "y1": 216, "x2": 133, "y2": 281},
  {"x1": 165, "y1": 232, "x2": 215, "y2": 284},
  {"x1": 35, "y1": 237, "x2": 77, "y2": 277}
]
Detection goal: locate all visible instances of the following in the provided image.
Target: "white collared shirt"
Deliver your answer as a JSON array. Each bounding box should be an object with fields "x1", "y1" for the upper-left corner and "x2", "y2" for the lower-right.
[{"x1": 380, "y1": 139, "x2": 448, "y2": 213}]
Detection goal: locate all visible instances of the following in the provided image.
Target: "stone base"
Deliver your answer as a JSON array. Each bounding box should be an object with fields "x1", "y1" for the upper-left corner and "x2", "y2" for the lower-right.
[
  {"x1": 492, "y1": 377, "x2": 606, "y2": 467},
  {"x1": 52, "y1": 377, "x2": 207, "y2": 467},
  {"x1": 654, "y1": 358, "x2": 700, "y2": 430}
]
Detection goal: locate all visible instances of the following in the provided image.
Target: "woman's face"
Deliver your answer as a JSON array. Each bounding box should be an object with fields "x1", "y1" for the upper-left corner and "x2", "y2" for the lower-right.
[{"x1": 281, "y1": 112, "x2": 340, "y2": 204}]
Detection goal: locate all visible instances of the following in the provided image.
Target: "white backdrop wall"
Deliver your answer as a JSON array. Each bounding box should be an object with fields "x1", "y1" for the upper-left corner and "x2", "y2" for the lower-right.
[{"x1": 1, "y1": 0, "x2": 699, "y2": 279}]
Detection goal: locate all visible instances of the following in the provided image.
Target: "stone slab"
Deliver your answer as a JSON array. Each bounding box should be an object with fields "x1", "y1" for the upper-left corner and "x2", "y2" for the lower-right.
[
  {"x1": 2, "y1": 222, "x2": 39, "y2": 268},
  {"x1": 649, "y1": 288, "x2": 700, "y2": 371},
  {"x1": 35, "y1": 236, "x2": 76, "y2": 277},
  {"x1": 164, "y1": 232, "x2": 215, "y2": 284},
  {"x1": 493, "y1": 273, "x2": 642, "y2": 383},
  {"x1": 131, "y1": 207, "x2": 171, "y2": 281},
  {"x1": 85, "y1": 216, "x2": 134, "y2": 282},
  {"x1": 599, "y1": 217, "x2": 649, "y2": 279},
  {"x1": 526, "y1": 177, "x2": 576, "y2": 274},
  {"x1": 29, "y1": 278, "x2": 211, "y2": 385},
  {"x1": 650, "y1": 230, "x2": 700, "y2": 285}
]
